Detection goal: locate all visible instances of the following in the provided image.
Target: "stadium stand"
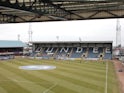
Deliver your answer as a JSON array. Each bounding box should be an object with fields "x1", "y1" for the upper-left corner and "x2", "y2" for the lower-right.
[
  {"x1": 104, "y1": 47, "x2": 112, "y2": 59},
  {"x1": 31, "y1": 41, "x2": 112, "y2": 60},
  {"x1": 0, "y1": 40, "x2": 26, "y2": 60},
  {"x1": 71, "y1": 47, "x2": 84, "y2": 58}
]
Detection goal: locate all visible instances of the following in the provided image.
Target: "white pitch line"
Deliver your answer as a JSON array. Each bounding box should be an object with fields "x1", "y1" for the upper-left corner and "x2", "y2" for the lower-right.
[
  {"x1": 105, "y1": 61, "x2": 108, "y2": 93},
  {"x1": 43, "y1": 83, "x2": 57, "y2": 93}
]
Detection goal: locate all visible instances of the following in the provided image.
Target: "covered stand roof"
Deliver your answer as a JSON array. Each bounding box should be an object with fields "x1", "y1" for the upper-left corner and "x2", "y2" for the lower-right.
[
  {"x1": 0, "y1": 40, "x2": 26, "y2": 48},
  {"x1": 0, "y1": 0, "x2": 124, "y2": 23},
  {"x1": 31, "y1": 41, "x2": 113, "y2": 44}
]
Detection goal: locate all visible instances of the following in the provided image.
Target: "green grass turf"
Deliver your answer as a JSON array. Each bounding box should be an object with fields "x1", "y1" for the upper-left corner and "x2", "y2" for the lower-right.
[{"x1": 0, "y1": 58, "x2": 121, "y2": 93}]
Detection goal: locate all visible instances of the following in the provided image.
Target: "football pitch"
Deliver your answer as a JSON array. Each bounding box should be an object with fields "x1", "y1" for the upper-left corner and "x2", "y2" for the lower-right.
[{"x1": 0, "y1": 58, "x2": 121, "y2": 93}]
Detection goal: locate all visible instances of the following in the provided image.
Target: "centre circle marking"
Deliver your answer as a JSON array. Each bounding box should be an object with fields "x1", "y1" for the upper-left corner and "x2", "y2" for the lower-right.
[{"x1": 19, "y1": 65, "x2": 56, "y2": 70}]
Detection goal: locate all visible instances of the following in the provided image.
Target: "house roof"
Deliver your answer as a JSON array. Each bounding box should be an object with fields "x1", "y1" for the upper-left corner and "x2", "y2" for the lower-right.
[{"x1": 0, "y1": 40, "x2": 26, "y2": 48}]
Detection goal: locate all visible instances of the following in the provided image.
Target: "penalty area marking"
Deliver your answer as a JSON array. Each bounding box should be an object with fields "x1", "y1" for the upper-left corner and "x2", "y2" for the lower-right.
[
  {"x1": 6, "y1": 79, "x2": 57, "y2": 93},
  {"x1": 43, "y1": 83, "x2": 57, "y2": 93},
  {"x1": 0, "y1": 79, "x2": 55, "y2": 86},
  {"x1": 105, "y1": 61, "x2": 108, "y2": 93},
  {"x1": 0, "y1": 79, "x2": 57, "y2": 93}
]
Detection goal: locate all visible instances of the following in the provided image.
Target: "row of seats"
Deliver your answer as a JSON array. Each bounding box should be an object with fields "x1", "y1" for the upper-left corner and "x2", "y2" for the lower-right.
[{"x1": 33, "y1": 47, "x2": 112, "y2": 60}]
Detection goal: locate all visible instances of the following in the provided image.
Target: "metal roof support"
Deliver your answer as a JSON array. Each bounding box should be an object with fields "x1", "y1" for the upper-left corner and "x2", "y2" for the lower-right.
[
  {"x1": 0, "y1": 0, "x2": 70, "y2": 20},
  {"x1": 40, "y1": 0, "x2": 84, "y2": 19},
  {"x1": 0, "y1": 13, "x2": 17, "y2": 23},
  {"x1": 1, "y1": 0, "x2": 124, "y2": 23},
  {"x1": 87, "y1": 11, "x2": 101, "y2": 19},
  {"x1": 105, "y1": 10, "x2": 119, "y2": 17}
]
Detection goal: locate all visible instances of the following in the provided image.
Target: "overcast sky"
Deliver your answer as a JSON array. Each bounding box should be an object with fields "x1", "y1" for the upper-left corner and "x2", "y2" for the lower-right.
[{"x1": 0, "y1": 18, "x2": 124, "y2": 46}]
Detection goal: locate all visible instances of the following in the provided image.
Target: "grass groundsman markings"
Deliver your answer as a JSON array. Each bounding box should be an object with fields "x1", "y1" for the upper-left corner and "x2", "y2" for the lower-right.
[{"x1": 0, "y1": 58, "x2": 121, "y2": 93}]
